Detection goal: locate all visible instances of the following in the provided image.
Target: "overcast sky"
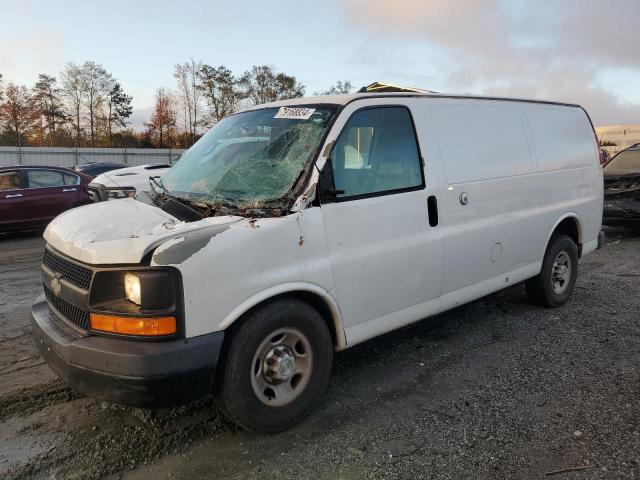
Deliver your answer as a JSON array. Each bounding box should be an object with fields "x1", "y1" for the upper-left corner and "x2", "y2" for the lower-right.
[{"x1": 1, "y1": 0, "x2": 638, "y2": 127}]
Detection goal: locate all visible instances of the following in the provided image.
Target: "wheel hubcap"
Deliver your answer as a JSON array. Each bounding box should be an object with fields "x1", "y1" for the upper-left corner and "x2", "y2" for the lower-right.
[
  {"x1": 551, "y1": 251, "x2": 571, "y2": 294},
  {"x1": 264, "y1": 346, "x2": 296, "y2": 382},
  {"x1": 251, "y1": 328, "x2": 313, "y2": 407}
]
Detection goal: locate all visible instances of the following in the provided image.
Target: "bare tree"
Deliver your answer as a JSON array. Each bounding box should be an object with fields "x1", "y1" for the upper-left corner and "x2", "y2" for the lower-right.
[
  {"x1": 174, "y1": 63, "x2": 193, "y2": 145},
  {"x1": 61, "y1": 63, "x2": 85, "y2": 147},
  {"x1": 198, "y1": 65, "x2": 244, "y2": 125},
  {"x1": 33, "y1": 74, "x2": 68, "y2": 146},
  {"x1": 81, "y1": 61, "x2": 113, "y2": 147},
  {"x1": 174, "y1": 59, "x2": 202, "y2": 146},
  {"x1": 0, "y1": 83, "x2": 36, "y2": 146},
  {"x1": 189, "y1": 59, "x2": 202, "y2": 141},
  {"x1": 145, "y1": 88, "x2": 177, "y2": 147},
  {"x1": 239, "y1": 65, "x2": 305, "y2": 105}
]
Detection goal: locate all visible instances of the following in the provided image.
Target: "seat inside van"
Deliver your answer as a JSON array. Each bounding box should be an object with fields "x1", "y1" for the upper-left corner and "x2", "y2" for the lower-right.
[{"x1": 333, "y1": 108, "x2": 422, "y2": 197}]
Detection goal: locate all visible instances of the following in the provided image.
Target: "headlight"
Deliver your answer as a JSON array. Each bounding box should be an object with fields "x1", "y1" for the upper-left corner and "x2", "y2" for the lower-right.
[
  {"x1": 124, "y1": 273, "x2": 141, "y2": 305},
  {"x1": 89, "y1": 268, "x2": 181, "y2": 337},
  {"x1": 106, "y1": 187, "x2": 136, "y2": 199}
]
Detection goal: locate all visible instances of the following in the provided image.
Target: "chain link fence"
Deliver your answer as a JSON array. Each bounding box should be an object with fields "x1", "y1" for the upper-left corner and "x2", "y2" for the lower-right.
[{"x1": 0, "y1": 147, "x2": 186, "y2": 168}]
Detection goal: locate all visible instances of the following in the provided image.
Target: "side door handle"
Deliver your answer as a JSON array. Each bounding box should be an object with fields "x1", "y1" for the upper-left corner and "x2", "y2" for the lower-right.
[
  {"x1": 427, "y1": 195, "x2": 438, "y2": 227},
  {"x1": 62, "y1": 188, "x2": 77, "y2": 193},
  {"x1": 5, "y1": 193, "x2": 23, "y2": 198}
]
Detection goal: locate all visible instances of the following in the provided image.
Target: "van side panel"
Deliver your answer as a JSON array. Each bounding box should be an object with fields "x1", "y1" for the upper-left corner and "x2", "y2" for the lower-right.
[
  {"x1": 429, "y1": 100, "x2": 538, "y2": 297},
  {"x1": 433, "y1": 104, "x2": 535, "y2": 183},
  {"x1": 524, "y1": 105, "x2": 602, "y2": 255},
  {"x1": 524, "y1": 106, "x2": 598, "y2": 172},
  {"x1": 427, "y1": 99, "x2": 601, "y2": 305}
]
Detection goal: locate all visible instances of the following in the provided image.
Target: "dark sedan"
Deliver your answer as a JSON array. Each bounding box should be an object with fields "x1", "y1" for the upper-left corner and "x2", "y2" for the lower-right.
[
  {"x1": 0, "y1": 166, "x2": 92, "y2": 232},
  {"x1": 603, "y1": 144, "x2": 640, "y2": 227},
  {"x1": 74, "y1": 161, "x2": 128, "y2": 178}
]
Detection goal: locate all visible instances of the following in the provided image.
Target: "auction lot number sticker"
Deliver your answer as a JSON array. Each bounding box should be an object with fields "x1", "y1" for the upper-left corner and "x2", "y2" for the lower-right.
[{"x1": 274, "y1": 107, "x2": 316, "y2": 120}]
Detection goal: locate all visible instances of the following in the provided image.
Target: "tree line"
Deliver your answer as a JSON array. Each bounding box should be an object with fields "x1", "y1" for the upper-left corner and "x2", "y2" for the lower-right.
[{"x1": 0, "y1": 63, "x2": 352, "y2": 149}]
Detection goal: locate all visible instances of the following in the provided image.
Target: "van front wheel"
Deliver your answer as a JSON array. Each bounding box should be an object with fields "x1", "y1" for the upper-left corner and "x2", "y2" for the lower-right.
[
  {"x1": 214, "y1": 299, "x2": 333, "y2": 433},
  {"x1": 526, "y1": 234, "x2": 578, "y2": 307}
]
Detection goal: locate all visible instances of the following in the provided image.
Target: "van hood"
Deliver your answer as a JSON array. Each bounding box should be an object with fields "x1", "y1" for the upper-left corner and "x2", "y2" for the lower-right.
[
  {"x1": 44, "y1": 198, "x2": 241, "y2": 264},
  {"x1": 93, "y1": 164, "x2": 171, "y2": 189}
]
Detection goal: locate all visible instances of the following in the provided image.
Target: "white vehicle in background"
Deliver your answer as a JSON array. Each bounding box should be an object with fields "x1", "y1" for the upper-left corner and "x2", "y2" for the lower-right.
[
  {"x1": 32, "y1": 85, "x2": 604, "y2": 434},
  {"x1": 88, "y1": 156, "x2": 180, "y2": 201}
]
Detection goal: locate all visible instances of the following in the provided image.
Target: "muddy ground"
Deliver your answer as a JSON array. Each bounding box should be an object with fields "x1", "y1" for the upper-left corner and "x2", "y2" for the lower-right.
[{"x1": 0, "y1": 227, "x2": 639, "y2": 479}]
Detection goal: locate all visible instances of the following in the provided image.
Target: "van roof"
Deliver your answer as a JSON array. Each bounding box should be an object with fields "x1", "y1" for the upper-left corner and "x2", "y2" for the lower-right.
[{"x1": 245, "y1": 90, "x2": 582, "y2": 111}]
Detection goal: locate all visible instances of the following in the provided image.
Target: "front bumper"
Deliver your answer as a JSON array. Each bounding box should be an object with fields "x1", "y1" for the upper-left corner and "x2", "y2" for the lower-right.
[{"x1": 31, "y1": 295, "x2": 224, "y2": 408}]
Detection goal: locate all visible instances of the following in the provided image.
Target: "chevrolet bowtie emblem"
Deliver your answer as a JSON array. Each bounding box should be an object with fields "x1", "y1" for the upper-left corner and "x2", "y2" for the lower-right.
[{"x1": 50, "y1": 276, "x2": 62, "y2": 297}]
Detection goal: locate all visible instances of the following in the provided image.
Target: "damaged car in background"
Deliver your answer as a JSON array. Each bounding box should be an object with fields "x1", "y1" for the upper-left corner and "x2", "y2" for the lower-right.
[
  {"x1": 603, "y1": 143, "x2": 640, "y2": 227},
  {"x1": 87, "y1": 154, "x2": 181, "y2": 202},
  {"x1": 31, "y1": 87, "x2": 604, "y2": 434}
]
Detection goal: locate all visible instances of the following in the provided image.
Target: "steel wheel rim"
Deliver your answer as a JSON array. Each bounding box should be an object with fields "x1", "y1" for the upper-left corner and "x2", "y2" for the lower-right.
[
  {"x1": 250, "y1": 327, "x2": 313, "y2": 407},
  {"x1": 551, "y1": 251, "x2": 571, "y2": 294}
]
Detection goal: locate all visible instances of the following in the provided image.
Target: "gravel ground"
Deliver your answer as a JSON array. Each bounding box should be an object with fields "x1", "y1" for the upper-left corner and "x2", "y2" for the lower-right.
[{"x1": 0, "y1": 226, "x2": 639, "y2": 479}]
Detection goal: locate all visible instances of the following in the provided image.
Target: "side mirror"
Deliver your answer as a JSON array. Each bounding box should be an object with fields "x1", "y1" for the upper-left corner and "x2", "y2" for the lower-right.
[{"x1": 317, "y1": 158, "x2": 345, "y2": 203}]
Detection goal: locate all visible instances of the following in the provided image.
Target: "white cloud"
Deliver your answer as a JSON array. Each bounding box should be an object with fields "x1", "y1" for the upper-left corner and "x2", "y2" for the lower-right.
[{"x1": 341, "y1": 0, "x2": 640, "y2": 125}]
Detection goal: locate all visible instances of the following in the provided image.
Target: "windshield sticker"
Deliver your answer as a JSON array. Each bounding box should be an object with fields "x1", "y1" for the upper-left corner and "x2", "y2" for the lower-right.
[{"x1": 274, "y1": 107, "x2": 316, "y2": 120}]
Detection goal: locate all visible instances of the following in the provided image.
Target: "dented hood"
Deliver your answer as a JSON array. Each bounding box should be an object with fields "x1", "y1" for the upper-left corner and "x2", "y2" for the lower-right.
[{"x1": 44, "y1": 198, "x2": 241, "y2": 264}]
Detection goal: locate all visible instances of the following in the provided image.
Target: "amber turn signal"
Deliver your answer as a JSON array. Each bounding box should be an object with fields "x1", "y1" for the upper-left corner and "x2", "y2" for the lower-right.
[{"x1": 90, "y1": 313, "x2": 176, "y2": 336}]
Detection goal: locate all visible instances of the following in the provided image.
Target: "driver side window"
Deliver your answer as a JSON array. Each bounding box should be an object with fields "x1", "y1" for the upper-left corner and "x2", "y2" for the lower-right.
[
  {"x1": 0, "y1": 172, "x2": 21, "y2": 191},
  {"x1": 332, "y1": 107, "x2": 423, "y2": 198}
]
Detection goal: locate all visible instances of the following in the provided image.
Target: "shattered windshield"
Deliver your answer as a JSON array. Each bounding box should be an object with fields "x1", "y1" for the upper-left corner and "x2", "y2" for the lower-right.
[{"x1": 161, "y1": 106, "x2": 337, "y2": 208}]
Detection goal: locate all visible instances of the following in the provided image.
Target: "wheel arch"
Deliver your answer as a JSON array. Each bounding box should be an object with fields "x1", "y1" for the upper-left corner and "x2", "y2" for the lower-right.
[
  {"x1": 546, "y1": 213, "x2": 583, "y2": 256},
  {"x1": 219, "y1": 282, "x2": 347, "y2": 350}
]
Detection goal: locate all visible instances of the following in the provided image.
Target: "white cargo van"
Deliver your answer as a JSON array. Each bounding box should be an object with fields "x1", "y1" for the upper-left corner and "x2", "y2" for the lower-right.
[{"x1": 32, "y1": 89, "x2": 604, "y2": 433}]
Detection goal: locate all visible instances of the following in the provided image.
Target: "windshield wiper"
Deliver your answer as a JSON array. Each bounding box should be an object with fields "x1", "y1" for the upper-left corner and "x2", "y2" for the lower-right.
[
  {"x1": 149, "y1": 175, "x2": 169, "y2": 197},
  {"x1": 149, "y1": 176, "x2": 211, "y2": 212},
  {"x1": 150, "y1": 177, "x2": 241, "y2": 211}
]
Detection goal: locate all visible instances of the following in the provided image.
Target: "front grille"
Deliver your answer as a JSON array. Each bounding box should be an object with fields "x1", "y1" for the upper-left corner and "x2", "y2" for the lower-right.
[
  {"x1": 43, "y1": 249, "x2": 93, "y2": 290},
  {"x1": 44, "y1": 286, "x2": 90, "y2": 330}
]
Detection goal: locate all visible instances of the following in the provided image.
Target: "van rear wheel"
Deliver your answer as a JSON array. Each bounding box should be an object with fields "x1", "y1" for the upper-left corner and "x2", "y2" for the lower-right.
[
  {"x1": 214, "y1": 299, "x2": 333, "y2": 433},
  {"x1": 526, "y1": 234, "x2": 578, "y2": 307}
]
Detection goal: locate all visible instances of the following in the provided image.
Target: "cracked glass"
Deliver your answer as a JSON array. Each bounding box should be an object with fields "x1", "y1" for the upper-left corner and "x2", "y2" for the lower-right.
[{"x1": 161, "y1": 106, "x2": 337, "y2": 209}]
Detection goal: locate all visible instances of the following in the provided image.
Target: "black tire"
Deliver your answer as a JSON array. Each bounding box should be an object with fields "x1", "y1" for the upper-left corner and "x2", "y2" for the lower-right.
[
  {"x1": 526, "y1": 234, "x2": 579, "y2": 307},
  {"x1": 213, "y1": 298, "x2": 333, "y2": 433}
]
